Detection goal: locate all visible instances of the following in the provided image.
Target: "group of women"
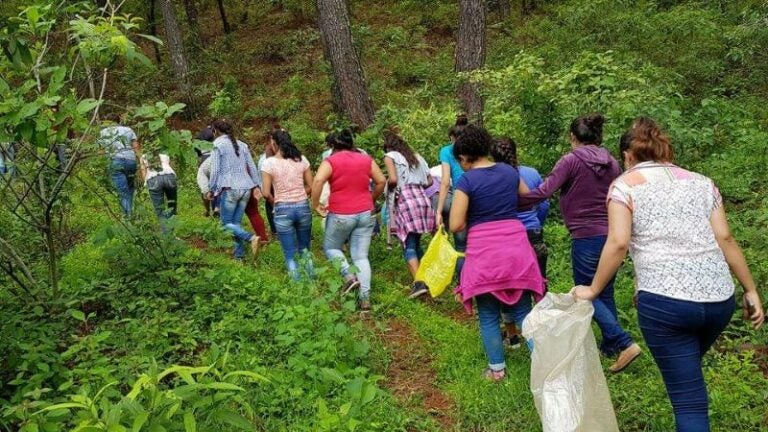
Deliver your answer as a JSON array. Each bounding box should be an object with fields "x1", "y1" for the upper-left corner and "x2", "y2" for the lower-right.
[{"x1": 193, "y1": 113, "x2": 763, "y2": 432}]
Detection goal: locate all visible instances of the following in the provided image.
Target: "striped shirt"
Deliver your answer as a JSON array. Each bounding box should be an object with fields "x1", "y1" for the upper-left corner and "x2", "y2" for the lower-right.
[{"x1": 208, "y1": 136, "x2": 260, "y2": 195}]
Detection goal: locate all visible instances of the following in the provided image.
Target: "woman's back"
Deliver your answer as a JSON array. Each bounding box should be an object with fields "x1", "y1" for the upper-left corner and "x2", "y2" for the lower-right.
[
  {"x1": 609, "y1": 162, "x2": 734, "y2": 302},
  {"x1": 210, "y1": 136, "x2": 258, "y2": 192},
  {"x1": 262, "y1": 155, "x2": 309, "y2": 203},
  {"x1": 385, "y1": 151, "x2": 429, "y2": 187},
  {"x1": 327, "y1": 150, "x2": 374, "y2": 214},
  {"x1": 456, "y1": 163, "x2": 519, "y2": 229}
]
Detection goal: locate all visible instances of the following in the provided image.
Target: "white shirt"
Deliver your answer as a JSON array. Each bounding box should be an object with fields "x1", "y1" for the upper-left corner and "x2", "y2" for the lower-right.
[{"x1": 142, "y1": 153, "x2": 175, "y2": 184}]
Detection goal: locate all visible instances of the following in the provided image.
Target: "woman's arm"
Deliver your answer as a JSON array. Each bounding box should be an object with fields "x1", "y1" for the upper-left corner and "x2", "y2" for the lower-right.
[
  {"x1": 303, "y1": 167, "x2": 313, "y2": 196},
  {"x1": 449, "y1": 189, "x2": 469, "y2": 233},
  {"x1": 518, "y1": 155, "x2": 573, "y2": 207},
  {"x1": 311, "y1": 161, "x2": 332, "y2": 216},
  {"x1": 711, "y1": 206, "x2": 765, "y2": 328},
  {"x1": 370, "y1": 160, "x2": 386, "y2": 202},
  {"x1": 436, "y1": 162, "x2": 451, "y2": 226},
  {"x1": 573, "y1": 201, "x2": 632, "y2": 299},
  {"x1": 383, "y1": 156, "x2": 398, "y2": 187},
  {"x1": 261, "y1": 173, "x2": 274, "y2": 203}
]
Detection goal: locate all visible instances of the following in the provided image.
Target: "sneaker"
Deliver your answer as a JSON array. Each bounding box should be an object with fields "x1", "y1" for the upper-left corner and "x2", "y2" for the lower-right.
[
  {"x1": 250, "y1": 235, "x2": 260, "y2": 257},
  {"x1": 483, "y1": 368, "x2": 506, "y2": 382},
  {"x1": 609, "y1": 343, "x2": 642, "y2": 373},
  {"x1": 359, "y1": 299, "x2": 371, "y2": 312},
  {"x1": 408, "y1": 281, "x2": 429, "y2": 299},
  {"x1": 508, "y1": 334, "x2": 522, "y2": 349},
  {"x1": 341, "y1": 278, "x2": 360, "y2": 295}
]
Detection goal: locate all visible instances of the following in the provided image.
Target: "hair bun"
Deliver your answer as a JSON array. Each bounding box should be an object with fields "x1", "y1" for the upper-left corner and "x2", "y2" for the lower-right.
[
  {"x1": 585, "y1": 113, "x2": 605, "y2": 128},
  {"x1": 455, "y1": 113, "x2": 469, "y2": 126}
]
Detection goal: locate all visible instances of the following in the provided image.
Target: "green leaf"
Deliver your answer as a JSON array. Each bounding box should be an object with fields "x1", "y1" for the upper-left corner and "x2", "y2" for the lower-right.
[
  {"x1": 69, "y1": 309, "x2": 86, "y2": 322},
  {"x1": 130, "y1": 412, "x2": 148, "y2": 432},
  {"x1": 183, "y1": 411, "x2": 196, "y2": 432},
  {"x1": 32, "y1": 402, "x2": 89, "y2": 415},
  {"x1": 76, "y1": 99, "x2": 100, "y2": 114},
  {"x1": 211, "y1": 410, "x2": 255, "y2": 431}
]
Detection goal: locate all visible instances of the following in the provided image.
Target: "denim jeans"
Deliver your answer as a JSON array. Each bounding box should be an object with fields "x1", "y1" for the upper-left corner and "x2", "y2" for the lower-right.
[
  {"x1": 220, "y1": 189, "x2": 254, "y2": 259},
  {"x1": 637, "y1": 292, "x2": 735, "y2": 432},
  {"x1": 443, "y1": 190, "x2": 467, "y2": 277},
  {"x1": 403, "y1": 232, "x2": 424, "y2": 262},
  {"x1": 571, "y1": 235, "x2": 634, "y2": 356},
  {"x1": 109, "y1": 158, "x2": 137, "y2": 217},
  {"x1": 274, "y1": 201, "x2": 314, "y2": 280},
  {"x1": 147, "y1": 174, "x2": 177, "y2": 234},
  {"x1": 324, "y1": 211, "x2": 375, "y2": 300},
  {"x1": 478, "y1": 292, "x2": 533, "y2": 371}
]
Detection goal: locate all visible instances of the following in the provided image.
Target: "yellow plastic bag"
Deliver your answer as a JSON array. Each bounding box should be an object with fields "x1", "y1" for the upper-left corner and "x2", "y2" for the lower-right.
[{"x1": 415, "y1": 226, "x2": 464, "y2": 297}]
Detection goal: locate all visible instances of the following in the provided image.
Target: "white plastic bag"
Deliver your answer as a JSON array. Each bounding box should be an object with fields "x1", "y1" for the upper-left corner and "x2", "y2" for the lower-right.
[{"x1": 521, "y1": 293, "x2": 619, "y2": 432}]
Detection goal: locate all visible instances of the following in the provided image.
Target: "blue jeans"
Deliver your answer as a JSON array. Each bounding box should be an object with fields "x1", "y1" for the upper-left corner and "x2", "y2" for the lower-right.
[
  {"x1": 220, "y1": 189, "x2": 254, "y2": 259},
  {"x1": 324, "y1": 211, "x2": 375, "y2": 300},
  {"x1": 274, "y1": 201, "x2": 314, "y2": 280},
  {"x1": 477, "y1": 292, "x2": 533, "y2": 371},
  {"x1": 403, "y1": 232, "x2": 424, "y2": 262},
  {"x1": 109, "y1": 158, "x2": 137, "y2": 217},
  {"x1": 571, "y1": 236, "x2": 634, "y2": 356},
  {"x1": 147, "y1": 174, "x2": 177, "y2": 235},
  {"x1": 443, "y1": 191, "x2": 467, "y2": 276},
  {"x1": 638, "y1": 292, "x2": 735, "y2": 432}
]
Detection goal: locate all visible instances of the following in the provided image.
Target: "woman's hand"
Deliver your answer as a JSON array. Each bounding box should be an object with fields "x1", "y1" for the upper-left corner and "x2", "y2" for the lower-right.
[
  {"x1": 206, "y1": 192, "x2": 214, "y2": 201},
  {"x1": 435, "y1": 212, "x2": 443, "y2": 228},
  {"x1": 571, "y1": 285, "x2": 598, "y2": 301},
  {"x1": 315, "y1": 203, "x2": 328, "y2": 218},
  {"x1": 743, "y1": 291, "x2": 765, "y2": 329},
  {"x1": 252, "y1": 187, "x2": 263, "y2": 200}
]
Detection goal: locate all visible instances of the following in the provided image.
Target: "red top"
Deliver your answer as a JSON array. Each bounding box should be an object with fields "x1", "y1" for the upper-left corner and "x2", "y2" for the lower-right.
[{"x1": 327, "y1": 151, "x2": 374, "y2": 215}]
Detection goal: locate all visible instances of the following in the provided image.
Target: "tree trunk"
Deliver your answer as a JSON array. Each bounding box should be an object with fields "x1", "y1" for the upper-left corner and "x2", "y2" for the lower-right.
[
  {"x1": 217, "y1": 0, "x2": 232, "y2": 34},
  {"x1": 316, "y1": 0, "x2": 376, "y2": 129},
  {"x1": 499, "y1": 0, "x2": 511, "y2": 19},
  {"x1": 182, "y1": 0, "x2": 202, "y2": 46},
  {"x1": 455, "y1": 0, "x2": 486, "y2": 123},
  {"x1": 147, "y1": 0, "x2": 162, "y2": 63},
  {"x1": 159, "y1": 0, "x2": 193, "y2": 106}
]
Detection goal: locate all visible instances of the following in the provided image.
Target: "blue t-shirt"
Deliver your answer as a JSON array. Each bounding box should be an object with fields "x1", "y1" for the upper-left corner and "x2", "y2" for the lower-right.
[
  {"x1": 439, "y1": 144, "x2": 464, "y2": 187},
  {"x1": 455, "y1": 163, "x2": 519, "y2": 229},
  {"x1": 517, "y1": 165, "x2": 550, "y2": 230}
]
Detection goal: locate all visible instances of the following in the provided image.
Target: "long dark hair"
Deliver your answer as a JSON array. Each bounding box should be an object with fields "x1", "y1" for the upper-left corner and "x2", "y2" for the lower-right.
[
  {"x1": 271, "y1": 129, "x2": 302, "y2": 162},
  {"x1": 383, "y1": 131, "x2": 418, "y2": 168},
  {"x1": 570, "y1": 113, "x2": 605, "y2": 145},
  {"x1": 212, "y1": 119, "x2": 239, "y2": 157},
  {"x1": 491, "y1": 137, "x2": 518, "y2": 167}
]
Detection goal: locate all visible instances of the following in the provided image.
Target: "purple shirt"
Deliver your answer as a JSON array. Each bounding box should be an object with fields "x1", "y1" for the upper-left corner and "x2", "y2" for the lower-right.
[{"x1": 518, "y1": 145, "x2": 620, "y2": 239}]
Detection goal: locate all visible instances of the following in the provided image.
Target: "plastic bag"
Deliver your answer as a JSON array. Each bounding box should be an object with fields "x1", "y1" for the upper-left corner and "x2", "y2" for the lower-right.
[
  {"x1": 521, "y1": 293, "x2": 619, "y2": 432},
  {"x1": 415, "y1": 226, "x2": 463, "y2": 297}
]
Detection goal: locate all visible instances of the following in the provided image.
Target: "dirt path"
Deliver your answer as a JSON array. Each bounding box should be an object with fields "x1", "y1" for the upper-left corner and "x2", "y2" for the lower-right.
[{"x1": 374, "y1": 319, "x2": 456, "y2": 430}]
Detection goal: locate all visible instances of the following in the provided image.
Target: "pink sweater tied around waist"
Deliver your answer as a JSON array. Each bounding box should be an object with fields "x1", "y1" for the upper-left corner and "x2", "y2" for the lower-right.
[{"x1": 456, "y1": 219, "x2": 546, "y2": 314}]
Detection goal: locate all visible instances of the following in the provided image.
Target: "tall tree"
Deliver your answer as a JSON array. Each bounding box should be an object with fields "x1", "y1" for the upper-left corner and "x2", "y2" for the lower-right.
[
  {"x1": 159, "y1": 0, "x2": 193, "y2": 107},
  {"x1": 216, "y1": 0, "x2": 231, "y2": 34},
  {"x1": 499, "y1": 0, "x2": 511, "y2": 19},
  {"x1": 455, "y1": 0, "x2": 486, "y2": 122},
  {"x1": 182, "y1": 0, "x2": 202, "y2": 46},
  {"x1": 316, "y1": 0, "x2": 375, "y2": 129},
  {"x1": 147, "y1": 0, "x2": 162, "y2": 63}
]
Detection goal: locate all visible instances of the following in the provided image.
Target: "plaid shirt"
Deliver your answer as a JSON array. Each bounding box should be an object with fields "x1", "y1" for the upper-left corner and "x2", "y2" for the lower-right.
[{"x1": 208, "y1": 136, "x2": 261, "y2": 195}]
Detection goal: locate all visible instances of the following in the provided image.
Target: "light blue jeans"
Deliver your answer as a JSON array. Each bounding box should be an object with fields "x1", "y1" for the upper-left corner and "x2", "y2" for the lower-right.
[
  {"x1": 478, "y1": 292, "x2": 533, "y2": 371},
  {"x1": 220, "y1": 189, "x2": 254, "y2": 259},
  {"x1": 324, "y1": 211, "x2": 375, "y2": 300},
  {"x1": 274, "y1": 201, "x2": 315, "y2": 281}
]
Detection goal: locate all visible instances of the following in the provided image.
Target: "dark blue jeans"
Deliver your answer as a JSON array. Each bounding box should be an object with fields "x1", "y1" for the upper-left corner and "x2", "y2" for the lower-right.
[
  {"x1": 109, "y1": 158, "x2": 137, "y2": 217},
  {"x1": 571, "y1": 235, "x2": 634, "y2": 356},
  {"x1": 638, "y1": 292, "x2": 735, "y2": 432},
  {"x1": 274, "y1": 201, "x2": 314, "y2": 280}
]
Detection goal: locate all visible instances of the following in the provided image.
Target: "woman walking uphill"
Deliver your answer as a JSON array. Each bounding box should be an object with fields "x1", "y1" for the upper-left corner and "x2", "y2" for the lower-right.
[
  {"x1": 382, "y1": 131, "x2": 435, "y2": 298},
  {"x1": 574, "y1": 118, "x2": 764, "y2": 432},
  {"x1": 311, "y1": 131, "x2": 386, "y2": 312},
  {"x1": 261, "y1": 129, "x2": 314, "y2": 280},
  {"x1": 208, "y1": 119, "x2": 262, "y2": 260},
  {"x1": 519, "y1": 114, "x2": 641, "y2": 373},
  {"x1": 450, "y1": 124, "x2": 546, "y2": 381}
]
